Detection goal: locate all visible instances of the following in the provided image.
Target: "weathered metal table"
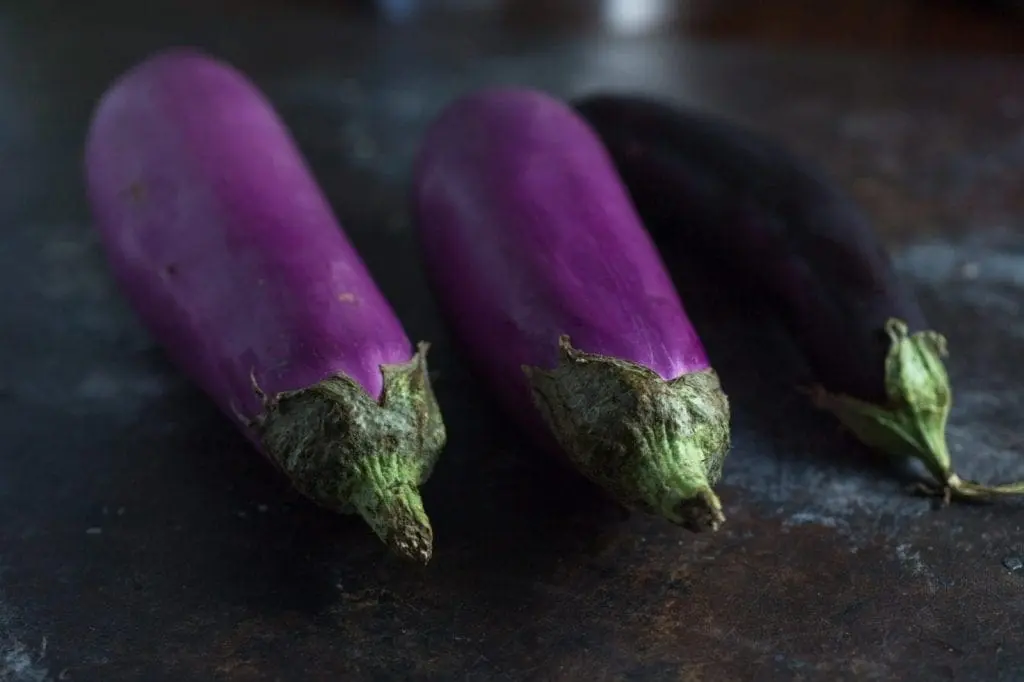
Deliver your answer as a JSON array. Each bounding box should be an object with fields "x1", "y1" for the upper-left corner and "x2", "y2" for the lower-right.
[{"x1": 2, "y1": 3, "x2": 1024, "y2": 680}]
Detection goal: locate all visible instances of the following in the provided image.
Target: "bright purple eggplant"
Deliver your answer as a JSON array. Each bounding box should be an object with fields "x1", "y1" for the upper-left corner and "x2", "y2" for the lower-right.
[
  {"x1": 84, "y1": 47, "x2": 445, "y2": 562},
  {"x1": 412, "y1": 87, "x2": 731, "y2": 531}
]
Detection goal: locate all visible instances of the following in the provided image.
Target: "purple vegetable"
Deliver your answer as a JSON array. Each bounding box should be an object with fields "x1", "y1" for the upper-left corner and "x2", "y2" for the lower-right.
[
  {"x1": 571, "y1": 91, "x2": 1024, "y2": 500},
  {"x1": 84, "y1": 47, "x2": 445, "y2": 562},
  {"x1": 412, "y1": 87, "x2": 731, "y2": 531}
]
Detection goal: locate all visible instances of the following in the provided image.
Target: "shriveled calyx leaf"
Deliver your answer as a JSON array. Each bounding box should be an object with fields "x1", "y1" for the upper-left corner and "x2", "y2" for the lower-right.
[
  {"x1": 524, "y1": 335, "x2": 731, "y2": 531},
  {"x1": 812, "y1": 318, "x2": 1024, "y2": 502},
  {"x1": 251, "y1": 343, "x2": 445, "y2": 563}
]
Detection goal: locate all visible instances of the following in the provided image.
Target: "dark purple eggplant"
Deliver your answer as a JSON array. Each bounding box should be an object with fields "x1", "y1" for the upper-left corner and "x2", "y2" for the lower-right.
[{"x1": 572, "y1": 91, "x2": 1019, "y2": 500}]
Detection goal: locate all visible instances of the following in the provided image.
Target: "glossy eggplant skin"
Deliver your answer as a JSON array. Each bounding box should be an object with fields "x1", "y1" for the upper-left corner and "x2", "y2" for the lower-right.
[{"x1": 573, "y1": 92, "x2": 924, "y2": 406}]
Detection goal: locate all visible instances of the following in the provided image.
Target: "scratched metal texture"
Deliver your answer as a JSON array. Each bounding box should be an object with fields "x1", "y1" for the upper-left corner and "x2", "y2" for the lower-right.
[{"x1": 1, "y1": 3, "x2": 1023, "y2": 681}]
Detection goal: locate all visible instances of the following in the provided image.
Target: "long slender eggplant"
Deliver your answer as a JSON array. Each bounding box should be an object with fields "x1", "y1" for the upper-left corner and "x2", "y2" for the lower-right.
[
  {"x1": 413, "y1": 87, "x2": 731, "y2": 531},
  {"x1": 573, "y1": 91, "x2": 1018, "y2": 500},
  {"x1": 85, "y1": 48, "x2": 446, "y2": 562}
]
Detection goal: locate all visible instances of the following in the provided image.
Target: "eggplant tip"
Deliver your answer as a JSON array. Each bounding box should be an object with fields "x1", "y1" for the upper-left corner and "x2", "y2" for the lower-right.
[
  {"x1": 374, "y1": 488, "x2": 435, "y2": 564},
  {"x1": 911, "y1": 472, "x2": 1024, "y2": 504},
  {"x1": 674, "y1": 488, "x2": 726, "y2": 532}
]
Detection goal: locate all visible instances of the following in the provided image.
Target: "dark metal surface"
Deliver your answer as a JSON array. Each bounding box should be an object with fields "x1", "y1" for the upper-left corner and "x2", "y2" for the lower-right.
[{"x1": 2, "y1": 3, "x2": 1024, "y2": 681}]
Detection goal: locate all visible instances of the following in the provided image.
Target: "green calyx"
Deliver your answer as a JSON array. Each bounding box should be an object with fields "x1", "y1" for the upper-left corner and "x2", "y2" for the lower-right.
[
  {"x1": 810, "y1": 318, "x2": 1024, "y2": 502},
  {"x1": 523, "y1": 335, "x2": 731, "y2": 531},
  {"x1": 250, "y1": 343, "x2": 446, "y2": 563}
]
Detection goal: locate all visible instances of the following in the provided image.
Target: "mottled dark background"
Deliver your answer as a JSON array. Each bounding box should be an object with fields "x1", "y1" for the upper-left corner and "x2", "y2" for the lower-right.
[{"x1": 2, "y1": 1, "x2": 1024, "y2": 681}]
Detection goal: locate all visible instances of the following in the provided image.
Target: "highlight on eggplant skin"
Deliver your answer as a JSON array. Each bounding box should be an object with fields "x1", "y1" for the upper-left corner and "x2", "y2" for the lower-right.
[
  {"x1": 412, "y1": 86, "x2": 732, "y2": 532},
  {"x1": 571, "y1": 91, "x2": 1022, "y2": 501},
  {"x1": 84, "y1": 48, "x2": 446, "y2": 563}
]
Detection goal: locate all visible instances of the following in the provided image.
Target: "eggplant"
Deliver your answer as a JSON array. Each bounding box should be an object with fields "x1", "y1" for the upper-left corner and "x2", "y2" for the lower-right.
[
  {"x1": 412, "y1": 87, "x2": 731, "y2": 531},
  {"x1": 84, "y1": 47, "x2": 446, "y2": 562},
  {"x1": 573, "y1": 91, "x2": 1015, "y2": 500}
]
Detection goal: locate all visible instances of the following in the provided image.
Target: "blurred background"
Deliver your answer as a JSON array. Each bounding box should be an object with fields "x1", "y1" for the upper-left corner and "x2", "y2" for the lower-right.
[
  {"x1": 142, "y1": 0, "x2": 1024, "y2": 52},
  {"x1": 4, "y1": 0, "x2": 1020, "y2": 53}
]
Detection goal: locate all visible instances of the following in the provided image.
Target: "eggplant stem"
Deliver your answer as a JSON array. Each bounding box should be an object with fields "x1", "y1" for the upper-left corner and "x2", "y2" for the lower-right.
[
  {"x1": 524, "y1": 334, "x2": 731, "y2": 532},
  {"x1": 253, "y1": 344, "x2": 445, "y2": 563},
  {"x1": 807, "y1": 318, "x2": 1024, "y2": 503},
  {"x1": 908, "y1": 472, "x2": 1024, "y2": 505}
]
